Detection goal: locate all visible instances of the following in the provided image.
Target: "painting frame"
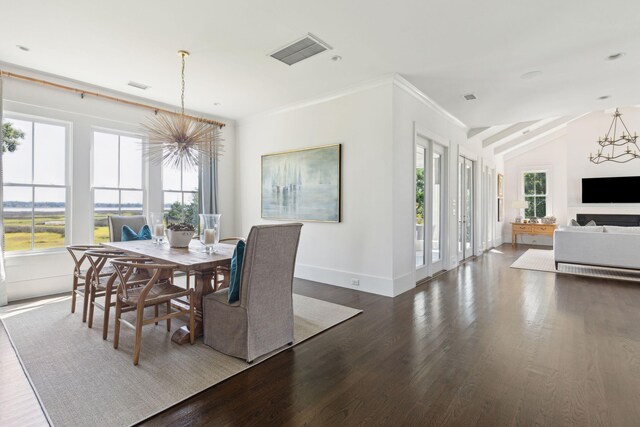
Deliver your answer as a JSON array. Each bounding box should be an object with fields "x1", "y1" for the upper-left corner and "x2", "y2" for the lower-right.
[
  {"x1": 261, "y1": 143, "x2": 342, "y2": 223},
  {"x1": 497, "y1": 173, "x2": 504, "y2": 197}
]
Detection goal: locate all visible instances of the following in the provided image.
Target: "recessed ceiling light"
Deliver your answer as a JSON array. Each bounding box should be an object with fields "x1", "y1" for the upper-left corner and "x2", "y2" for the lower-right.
[
  {"x1": 331, "y1": 55, "x2": 342, "y2": 62},
  {"x1": 520, "y1": 70, "x2": 543, "y2": 80},
  {"x1": 522, "y1": 129, "x2": 531, "y2": 135},
  {"x1": 127, "y1": 81, "x2": 150, "y2": 90},
  {"x1": 606, "y1": 52, "x2": 625, "y2": 61},
  {"x1": 16, "y1": 45, "x2": 30, "y2": 51},
  {"x1": 598, "y1": 95, "x2": 611, "y2": 100},
  {"x1": 213, "y1": 102, "x2": 221, "y2": 106},
  {"x1": 463, "y1": 93, "x2": 477, "y2": 101}
]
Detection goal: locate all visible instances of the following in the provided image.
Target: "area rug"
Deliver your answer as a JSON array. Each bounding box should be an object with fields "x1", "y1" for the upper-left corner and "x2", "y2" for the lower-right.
[
  {"x1": 1, "y1": 294, "x2": 361, "y2": 427},
  {"x1": 511, "y1": 249, "x2": 640, "y2": 282}
]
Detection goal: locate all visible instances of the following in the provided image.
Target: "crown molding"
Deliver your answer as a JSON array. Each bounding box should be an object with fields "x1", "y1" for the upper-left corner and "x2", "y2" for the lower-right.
[
  {"x1": 237, "y1": 74, "x2": 395, "y2": 127},
  {"x1": 391, "y1": 74, "x2": 468, "y2": 130}
]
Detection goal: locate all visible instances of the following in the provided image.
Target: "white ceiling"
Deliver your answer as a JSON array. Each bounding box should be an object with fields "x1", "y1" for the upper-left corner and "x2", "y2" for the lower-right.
[{"x1": 1, "y1": 0, "x2": 640, "y2": 127}]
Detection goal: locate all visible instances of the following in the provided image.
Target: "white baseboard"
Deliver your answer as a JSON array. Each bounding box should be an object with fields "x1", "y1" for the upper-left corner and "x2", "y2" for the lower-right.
[
  {"x1": 294, "y1": 263, "x2": 394, "y2": 297},
  {"x1": 392, "y1": 272, "x2": 415, "y2": 296}
]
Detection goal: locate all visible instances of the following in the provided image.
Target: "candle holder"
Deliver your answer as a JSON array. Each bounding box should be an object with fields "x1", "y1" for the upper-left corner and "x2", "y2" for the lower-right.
[
  {"x1": 199, "y1": 214, "x2": 221, "y2": 253},
  {"x1": 149, "y1": 212, "x2": 165, "y2": 244}
]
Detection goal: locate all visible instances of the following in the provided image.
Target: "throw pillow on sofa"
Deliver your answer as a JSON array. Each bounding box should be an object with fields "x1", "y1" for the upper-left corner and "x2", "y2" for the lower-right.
[{"x1": 569, "y1": 219, "x2": 597, "y2": 227}]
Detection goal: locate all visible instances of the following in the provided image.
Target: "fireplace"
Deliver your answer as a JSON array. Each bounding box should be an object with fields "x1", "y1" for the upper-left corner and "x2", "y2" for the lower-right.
[{"x1": 576, "y1": 213, "x2": 640, "y2": 226}]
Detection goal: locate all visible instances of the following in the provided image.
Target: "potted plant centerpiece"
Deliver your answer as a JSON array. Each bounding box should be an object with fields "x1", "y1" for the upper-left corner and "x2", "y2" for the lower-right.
[{"x1": 166, "y1": 222, "x2": 195, "y2": 248}]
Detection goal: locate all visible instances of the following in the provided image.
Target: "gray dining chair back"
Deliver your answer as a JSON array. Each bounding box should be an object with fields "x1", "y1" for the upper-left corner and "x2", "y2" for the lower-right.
[
  {"x1": 107, "y1": 215, "x2": 147, "y2": 242},
  {"x1": 203, "y1": 223, "x2": 303, "y2": 362}
]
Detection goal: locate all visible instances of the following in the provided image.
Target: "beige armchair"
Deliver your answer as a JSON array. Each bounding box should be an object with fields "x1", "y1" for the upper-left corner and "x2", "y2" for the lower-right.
[
  {"x1": 107, "y1": 215, "x2": 147, "y2": 242},
  {"x1": 203, "y1": 223, "x2": 303, "y2": 363}
]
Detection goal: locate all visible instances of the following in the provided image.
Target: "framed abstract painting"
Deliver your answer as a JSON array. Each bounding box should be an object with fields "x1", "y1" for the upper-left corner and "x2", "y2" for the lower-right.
[{"x1": 261, "y1": 144, "x2": 341, "y2": 222}]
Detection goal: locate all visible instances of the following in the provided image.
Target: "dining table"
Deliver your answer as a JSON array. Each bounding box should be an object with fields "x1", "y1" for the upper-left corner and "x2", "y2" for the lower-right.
[{"x1": 102, "y1": 239, "x2": 235, "y2": 344}]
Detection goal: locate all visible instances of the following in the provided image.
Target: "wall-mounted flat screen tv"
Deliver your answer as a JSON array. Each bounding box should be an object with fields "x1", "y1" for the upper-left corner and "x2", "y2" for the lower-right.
[{"x1": 582, "y1": 176, "x2": 640, "y2": 203}]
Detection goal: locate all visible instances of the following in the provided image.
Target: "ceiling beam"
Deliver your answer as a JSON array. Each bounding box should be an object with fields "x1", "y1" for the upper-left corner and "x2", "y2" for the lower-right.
[
  {"x1": 467, "y1": 127, "x2": 489, "y2": 139},
  {"x1": 494, "y1": 115, "x2": 581, "y2": 155},
  {"x1": 482, "y1": 120, "x2": 539, "y2": 148}
]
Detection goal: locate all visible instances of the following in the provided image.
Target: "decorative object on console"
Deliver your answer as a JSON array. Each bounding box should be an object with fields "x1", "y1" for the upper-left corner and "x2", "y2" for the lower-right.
[
  {"x1": 166, "y1": 222, "x2": 195, "y2": 248},
  {"x1": 142, "y1": 50, "x2": 224, "y2": 169},
  {"x1": 589, "y1": 108, "x2": 640, "y2": 164},
  {"x1": 541, "y1": 216, "x2": 556, "y2": 225},
  {"x1": 262, "y1": 144, "x2": 341, "y2": 222},
  {"x1": 515, "y1": 216, "x2": 522, "y2": 223},
  {"x1": 530, "y1": 217, "x2": 539, "y2": 224}
]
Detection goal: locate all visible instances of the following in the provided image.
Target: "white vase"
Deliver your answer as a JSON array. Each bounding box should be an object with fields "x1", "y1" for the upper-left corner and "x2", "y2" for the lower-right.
[{"x1": 165, "y1": 229, "x2": 193, "y2": 248}]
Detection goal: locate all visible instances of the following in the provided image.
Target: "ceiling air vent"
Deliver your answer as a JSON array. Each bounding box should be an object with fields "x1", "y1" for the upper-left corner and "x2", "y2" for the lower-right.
[
  {"x1": 270, "y1": 34, "x2": 331, "y2": 66},
  {"x1": 463, "y1": 93, "x2": 477, "y2": 101},
  {"x1": 128, "y1": 81, "x2": 150, "y2": 90}
]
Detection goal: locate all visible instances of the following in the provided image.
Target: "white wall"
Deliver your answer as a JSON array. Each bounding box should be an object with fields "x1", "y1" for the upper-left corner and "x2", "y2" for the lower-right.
[
  {"x1": 503, "y1": 106, "x2": 640, "y2": 244},
  {"x1": 503, "y1": 133, "x2": 568, "y2": 245},
  {"x1": 236, "y1": 75, "x2": 502, "y2": 297},
  {"x1": 391, "y1": 78, "x2": 503, "y2": 295},
  {"x1": 237, "y1": 81, "x2": 395, "y2": 296},
  {"x1": 2, "y1": 65, "x2": 235, "y2": 302}
]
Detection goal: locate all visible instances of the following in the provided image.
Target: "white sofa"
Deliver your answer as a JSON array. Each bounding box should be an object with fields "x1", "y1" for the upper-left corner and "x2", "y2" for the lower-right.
[{"x1": 553, "y1": 225, "x2": 640, "y2": 270}]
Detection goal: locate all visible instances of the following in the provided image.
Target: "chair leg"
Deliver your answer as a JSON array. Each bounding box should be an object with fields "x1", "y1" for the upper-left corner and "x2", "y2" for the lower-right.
[
  {"x1": 166, "y1": 300, "x2": 171, "y2": 332},
  {"x1": 133, "y1": 305, "x2": 144, "y2": 366},
  {"x1": 71, "y1": 275, "x2": 78, "y2": 313},
  {"x1": 82, "y1": 277, "x2": 91, "y2": 323},
  {"x1": 189, "y1": 292, "x2": 195, "y2": 345},
  {"x1": 113, "y1": 298, "x2": 122, "y2": 349},
  {"x1": 155, "y1": 305, "x2": 159, "y2": 325},
  {"x1": 88, "y1": 285, "x2": 96, "y2": 329},
  {"x1": 102, "y1": 285, "x2": 112, "y2": 340}
]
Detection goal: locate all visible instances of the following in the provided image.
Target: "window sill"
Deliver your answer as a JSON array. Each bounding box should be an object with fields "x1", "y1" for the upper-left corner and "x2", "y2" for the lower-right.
[{"x1": 5, "y1": 248, "x2": 67, "y2": 260}]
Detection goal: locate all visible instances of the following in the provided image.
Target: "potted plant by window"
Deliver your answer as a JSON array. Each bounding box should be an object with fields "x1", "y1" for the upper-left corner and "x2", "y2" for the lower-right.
[{"x1": 166, "y1": 222, "x2": 195, "y2": 248}]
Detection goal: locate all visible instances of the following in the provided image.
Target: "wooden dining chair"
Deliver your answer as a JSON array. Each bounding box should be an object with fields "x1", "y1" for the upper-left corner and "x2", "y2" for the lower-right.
[
  {"x1": 66, "y1": 245, "x2": 102, "y2": 316},
  {"x1": 84, "y1": 249, "x2": 127, "y2": 337},
  {"x1": 214, "y1": 237, "x2": 246, "y2": 290},
  {"x1": 111, "y1": 257, "x2": 195, "y2": 365}
]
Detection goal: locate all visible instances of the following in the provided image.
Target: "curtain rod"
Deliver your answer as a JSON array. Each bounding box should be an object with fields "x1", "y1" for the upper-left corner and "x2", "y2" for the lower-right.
[{"x1": 0, "y1": 70, "x2": 225, "y2": 128}]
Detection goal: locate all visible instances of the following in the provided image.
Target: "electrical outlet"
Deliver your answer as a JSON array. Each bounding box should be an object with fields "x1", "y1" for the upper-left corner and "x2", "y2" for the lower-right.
[{"x1": 351, "y1": 279, "x2": 360, "y2": 287}]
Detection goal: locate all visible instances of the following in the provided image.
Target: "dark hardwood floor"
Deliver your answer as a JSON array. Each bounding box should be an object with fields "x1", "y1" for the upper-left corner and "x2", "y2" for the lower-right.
[{"x1": 144, "y1": 244, "x2": 640, "y2": 426}]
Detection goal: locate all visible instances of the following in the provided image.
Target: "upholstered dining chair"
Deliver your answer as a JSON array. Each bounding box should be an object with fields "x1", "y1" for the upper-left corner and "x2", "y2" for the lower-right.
[
  {"x1": 111, "y1": 257, "x2": 195, "y2": 365},
  {"x1": 84, "y1": 249, "x2": 127, "y2": 337},
  {"x1": 107, "y1": 215, "x2": 147, "y2": 242},
  {"x1": 66, "y1": 244, "x2": 102, "y2": 316},
  {"x1": 203, "y1": 223, "x2": 303, "y2": 363}
]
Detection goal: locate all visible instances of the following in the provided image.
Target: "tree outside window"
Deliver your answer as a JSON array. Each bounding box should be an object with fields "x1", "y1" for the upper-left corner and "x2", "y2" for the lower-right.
[{"x1": 523, "y1": 172, "x2": 546, "y2": 218}]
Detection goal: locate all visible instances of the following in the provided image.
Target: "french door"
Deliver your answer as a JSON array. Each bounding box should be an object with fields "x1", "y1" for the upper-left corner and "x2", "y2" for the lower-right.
[
  {"x1": 458, "y1": 156, "x2": 474, "y2": 261},
  {"x1": 415, "y1": 139, "x2": 446, "y2": 282}
]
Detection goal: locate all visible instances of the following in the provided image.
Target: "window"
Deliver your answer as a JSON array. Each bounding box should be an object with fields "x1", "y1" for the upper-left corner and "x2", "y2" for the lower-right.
[
  {"x1": 2, "y1": 117, "x2": 68, "y2": 252},
  {"x1": 92, "y1": 131, "x2": 143, "y2": 242},
  {"x1": 523, "y1": 171, "x2": 547, "y2": 218},
  {"x1": 163, "y1": 161, "x2": 199, "y2": 228}
]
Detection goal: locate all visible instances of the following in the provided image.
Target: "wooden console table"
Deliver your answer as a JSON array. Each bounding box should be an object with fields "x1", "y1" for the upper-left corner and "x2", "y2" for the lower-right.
[{"x1": 511, "y1": 223, "x2": 557, "y2": 247}]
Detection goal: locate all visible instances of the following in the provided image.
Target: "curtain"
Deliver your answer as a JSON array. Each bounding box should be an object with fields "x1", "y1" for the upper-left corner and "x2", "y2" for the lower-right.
[
  {"x1": 199, "y1": 126, "x2": 219, "y2": 215},
  {"x1": 0, "y1": 76, "x2": 7, "y2": 306}
]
